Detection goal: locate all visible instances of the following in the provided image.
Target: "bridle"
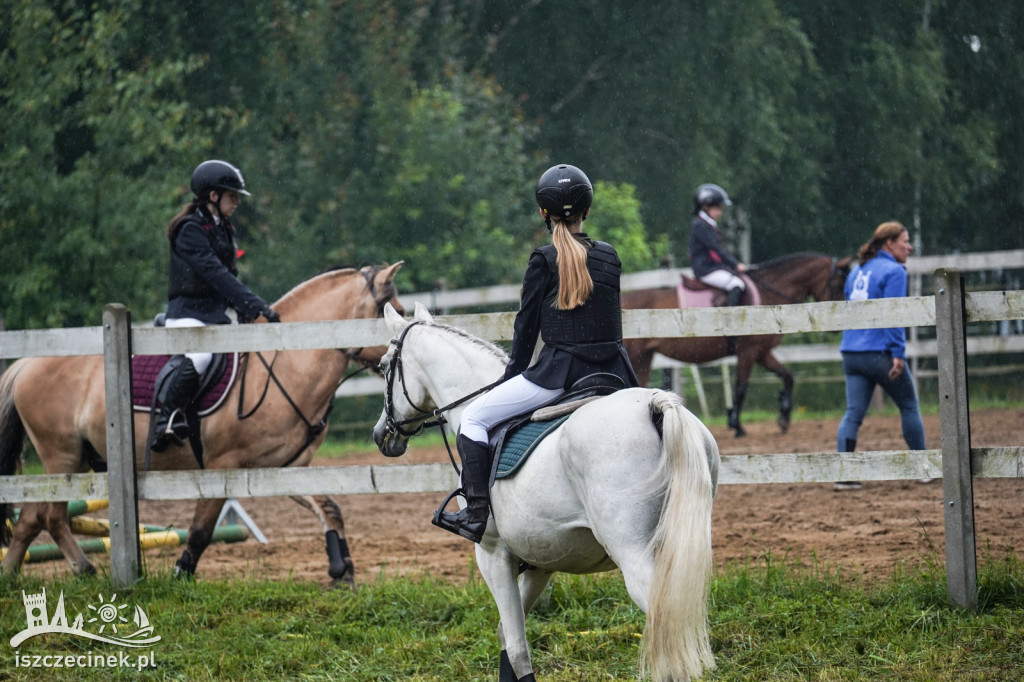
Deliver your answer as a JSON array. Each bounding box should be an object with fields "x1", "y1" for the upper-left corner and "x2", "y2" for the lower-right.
[
  {"x1": 817, "y1": 257, "x2": 848, "y2": 302},
  {"x1": 380, "y1": 321, "x2": 502, "y2": 466}
]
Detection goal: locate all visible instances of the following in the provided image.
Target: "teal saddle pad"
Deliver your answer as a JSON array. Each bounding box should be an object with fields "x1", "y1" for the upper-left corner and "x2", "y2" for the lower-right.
[{"x1": 494, "y1": 415, "x2": 570, "y2": 480}]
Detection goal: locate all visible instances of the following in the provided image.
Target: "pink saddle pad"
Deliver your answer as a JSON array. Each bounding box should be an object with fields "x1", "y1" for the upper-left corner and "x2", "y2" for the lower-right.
[
  {"x1": 677, "y1": 274, "x2": 761, "y2": 308},
  {"x1": 131, "y1": 353, "x2": 238, "y2": 416}
]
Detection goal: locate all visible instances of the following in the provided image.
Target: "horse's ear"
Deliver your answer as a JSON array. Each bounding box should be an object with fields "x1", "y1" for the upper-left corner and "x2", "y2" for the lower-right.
[
  {"x1": 413, "y1": 301, "x2": 434, "y2": 323},
  {"x1": 376, "y1": 260, "x2": 405, "y2": 286},
  {"x1": 383, "y1": 302, "x2": 406, "y2": 332}
]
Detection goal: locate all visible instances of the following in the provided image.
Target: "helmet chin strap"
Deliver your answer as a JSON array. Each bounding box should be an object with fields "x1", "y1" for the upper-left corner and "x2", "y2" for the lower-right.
[{"x1": 206, "y1": 190, "x2": 225, "y2": 220}]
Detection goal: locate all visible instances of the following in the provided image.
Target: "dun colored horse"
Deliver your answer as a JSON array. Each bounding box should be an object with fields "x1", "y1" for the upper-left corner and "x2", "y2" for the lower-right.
[
  {"x1": 0, "y1": 262, "x2": 404, "y2": 585},
  {"x1": 623, "y1": 252, "x2": 852, "y2": 437}
]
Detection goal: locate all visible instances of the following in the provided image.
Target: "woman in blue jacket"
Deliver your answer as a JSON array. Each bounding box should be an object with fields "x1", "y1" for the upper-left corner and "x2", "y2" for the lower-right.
[{"x1": 835, "y1": 221, "x2": 926, "y2": 490}]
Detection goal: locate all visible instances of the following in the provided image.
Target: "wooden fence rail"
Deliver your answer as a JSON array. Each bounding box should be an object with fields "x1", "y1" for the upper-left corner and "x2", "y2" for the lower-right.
[{"x1": 1, "y1": 269, "x2": 1022, "y2": 609}]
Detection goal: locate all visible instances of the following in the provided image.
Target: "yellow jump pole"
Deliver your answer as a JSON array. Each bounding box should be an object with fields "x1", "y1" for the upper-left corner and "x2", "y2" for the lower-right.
[{"x1": 70, "y1": 516, "x2": 168, "y2": 537}]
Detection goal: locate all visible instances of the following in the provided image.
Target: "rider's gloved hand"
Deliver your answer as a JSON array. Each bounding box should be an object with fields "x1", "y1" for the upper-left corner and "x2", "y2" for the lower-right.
[{"x1": 261, "y1": 307, "x2": 281, "y2": 323}]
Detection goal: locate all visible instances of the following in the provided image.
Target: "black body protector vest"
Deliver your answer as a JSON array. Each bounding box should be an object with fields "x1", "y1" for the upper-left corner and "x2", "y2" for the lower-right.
[{"x1": 537, "y1": 241, "x2": 624, "y2": 362}]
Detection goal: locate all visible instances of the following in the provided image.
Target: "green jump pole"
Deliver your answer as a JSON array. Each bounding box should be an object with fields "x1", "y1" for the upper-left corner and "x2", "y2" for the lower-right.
[{"x1": 1, "y1": 525, "x2": 248, "y2": 564}]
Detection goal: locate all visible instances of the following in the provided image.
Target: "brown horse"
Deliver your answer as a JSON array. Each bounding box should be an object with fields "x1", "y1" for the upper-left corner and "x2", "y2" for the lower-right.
[
  {"x1": 623, "y1": 252, "x2": 851, "y2": 437},
  {"x1": 0, "y1": 262, "x2": 404, "y2": 585}
]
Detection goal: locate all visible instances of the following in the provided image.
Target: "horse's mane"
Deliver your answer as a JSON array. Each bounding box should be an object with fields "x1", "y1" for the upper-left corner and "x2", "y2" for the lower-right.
[
  {"x1": 271, "y1": 265, "x2": 361, "y2": 308},
  {"x1": 425, "y1": 320, "x2": 509, "y2": 363},
  {"x1": 307, "y1": 264, "x2": 360, "y2": 282},
  {"x1": 750, "y1": 252, "x2": 830, "y2": 272}
]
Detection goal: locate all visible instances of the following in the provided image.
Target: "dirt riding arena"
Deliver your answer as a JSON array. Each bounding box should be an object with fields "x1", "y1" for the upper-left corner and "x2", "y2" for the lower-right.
[{"x1": 23, "y1": 407, "x2": 1024, "y2": 586}]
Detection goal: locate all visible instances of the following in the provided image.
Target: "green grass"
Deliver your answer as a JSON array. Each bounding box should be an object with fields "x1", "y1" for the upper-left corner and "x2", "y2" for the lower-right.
[{"x1": 2, "y1": 550, "x2": 1022, "y2": 681}]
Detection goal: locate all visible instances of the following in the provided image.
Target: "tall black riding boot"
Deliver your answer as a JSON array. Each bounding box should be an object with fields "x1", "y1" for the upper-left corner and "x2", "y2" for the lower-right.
[
  {"x1": 726, "y1": 286, "x2": 744, "y2": 307},
  {"x1": 432, "y1": 434, "x2": 491, "y2": 543},
  {"x1": 150, "y1": 357, "x2": 201, "y2": 453}
]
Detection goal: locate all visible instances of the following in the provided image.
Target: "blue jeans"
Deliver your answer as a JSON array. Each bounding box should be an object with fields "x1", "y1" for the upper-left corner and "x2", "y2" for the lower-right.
[{"x1": 837, "y1": 351, "x2": 926, "y2": 451}]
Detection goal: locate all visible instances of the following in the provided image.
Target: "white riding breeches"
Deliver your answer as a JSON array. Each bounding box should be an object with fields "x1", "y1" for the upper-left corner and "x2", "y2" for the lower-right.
[
  {"x1": 699, "y1": 269, "x2": 745, "y2": 292},
  {"x1": 164, "y1": 317, "x2": 212, "y2": 374},
  {"x1": 459, "y1": 374, "x2": 563, "y2": 445}
]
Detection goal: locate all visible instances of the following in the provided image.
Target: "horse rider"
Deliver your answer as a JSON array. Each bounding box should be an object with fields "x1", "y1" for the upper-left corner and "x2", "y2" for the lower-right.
[
  {"x1": 689, "y1": 183, "x2": 748, "y2": 306},
  {"x1": 434, "y1": 164, "x2": 639, "y2": 543},
  {"x1": 150, "y1": 159, "x2": 280, "y2": 453}
]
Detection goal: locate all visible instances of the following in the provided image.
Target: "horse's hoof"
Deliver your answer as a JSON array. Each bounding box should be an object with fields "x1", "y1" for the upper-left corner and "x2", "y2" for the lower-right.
[
  {"x1": 778, "y1": 417, "x2": 790, "y2": 433},
  {"x1": 329, "y1": 575, "x2": 356, "y2": 591},
  {"x1": 733, "y1": 427, "x2": 747, "y2": 438},
  {"x1": 73, "y1": 562, "x2": 97, "y2": 577}
]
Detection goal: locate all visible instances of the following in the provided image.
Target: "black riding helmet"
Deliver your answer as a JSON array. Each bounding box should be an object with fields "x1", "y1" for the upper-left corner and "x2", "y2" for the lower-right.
[
  {"x1": 536, "y1": 164, "x2": 593, "y2": 228},
  {"x1": 693, "y1": 183, "x2": 732, "y2": 215},
  {"x1": 191, "y1": 160, "x2": 252, "y2": 198}
]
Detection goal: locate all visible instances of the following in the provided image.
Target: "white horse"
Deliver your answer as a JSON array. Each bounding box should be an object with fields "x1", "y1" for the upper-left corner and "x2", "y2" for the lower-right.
[{"x1": 373, "y1": 303, "x2": 720, "y2": 681}]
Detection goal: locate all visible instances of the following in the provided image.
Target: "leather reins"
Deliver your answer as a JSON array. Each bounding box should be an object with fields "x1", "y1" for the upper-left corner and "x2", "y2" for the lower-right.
[{"x1": 235, "y1": 266, "x2": 393, "y2": 467}]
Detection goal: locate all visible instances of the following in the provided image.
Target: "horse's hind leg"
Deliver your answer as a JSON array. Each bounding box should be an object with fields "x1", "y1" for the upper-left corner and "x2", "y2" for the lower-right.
[
  {"x1": 1, "y1": 502, "x2": 94, "y2": 576},
  {"x1": 174, "y1": 497, "x2": 226, "y2": 578},
  {"x1": 1, "y1": 502, "x2": 43, "y2": 575},
  {"x1": 43, "y1": 502, "x2": 96, "y2": 575},
  {"x1": 758, "y1": 350, "x2": 794, "y2": 433},
  {"x1": 290, "y1": 494, "x2": 355, "y2": 589}
]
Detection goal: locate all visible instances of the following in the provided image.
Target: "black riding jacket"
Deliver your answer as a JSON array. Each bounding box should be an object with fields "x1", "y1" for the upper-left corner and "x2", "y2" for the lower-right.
[
  {"x1": 504, "y1": 234, "x2": 639, "y2": 390},
  {"x1": 689, "y1": 213, "x2": 741, "y2": 278},
  {"x1": 166, "y1": 209, "x2": 270, "y2": 324}
]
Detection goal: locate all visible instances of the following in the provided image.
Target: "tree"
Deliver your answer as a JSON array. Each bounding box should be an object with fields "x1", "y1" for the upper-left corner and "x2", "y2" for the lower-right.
[{"x1": 0, "y1": 0, "x2": 213, "y2": 328}]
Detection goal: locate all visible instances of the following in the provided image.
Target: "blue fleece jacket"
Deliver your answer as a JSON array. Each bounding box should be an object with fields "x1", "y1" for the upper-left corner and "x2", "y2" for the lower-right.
[{"x1": 839, "y1": 250, "x2": 909, "y2": 358}]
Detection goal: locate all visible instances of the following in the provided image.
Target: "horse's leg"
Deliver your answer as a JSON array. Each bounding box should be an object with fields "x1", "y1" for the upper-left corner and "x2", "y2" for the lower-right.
[
  {"x1": 728, "y1": 348, "x2": 756, "y2": 437},
  {"x1": 43, "y1": 502, "x2": 96, "y2": 575},
  {"x1": 624, "y1": 341, "x2": 654, "y2": 387},
  {"x1": 476, "y1": 543, "x2": 536, "y2": 682},
  {"x1": 174, "y1": 497, "x2": 226, "y2": 578},
  {"x1": 289, "y1": 494, "x2": 355, "y2": 589},
  {"x1": 758, "y1": 350, "x2": 794, "y2": 433},
  {"x1": 1, "y1": 502, "x2": 44, "y2": 575},
  {"x1": 499, "y1": 569, "x2": 553, "y2": 682}
]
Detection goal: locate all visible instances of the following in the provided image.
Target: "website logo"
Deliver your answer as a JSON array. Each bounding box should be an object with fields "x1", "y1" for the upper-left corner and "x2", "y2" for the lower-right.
[{"x1": 11, "y1": 588, "x2": 161, "y2": 648}]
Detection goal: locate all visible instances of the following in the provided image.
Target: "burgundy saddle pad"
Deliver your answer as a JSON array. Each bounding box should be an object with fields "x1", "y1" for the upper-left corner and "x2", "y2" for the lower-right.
[{"x1": 131, "y1": 353, "x2": 239, "y2": 416}]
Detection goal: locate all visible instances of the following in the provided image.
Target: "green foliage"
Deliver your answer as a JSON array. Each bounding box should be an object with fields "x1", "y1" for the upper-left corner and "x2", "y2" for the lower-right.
[
  {"x1": 0, "y1": 1, "x2": 215, "y2": 328},
  {"x1": 1, "y1": 0, "x2": 1022, "y2": 331},
  {"x1": 586, "y1": 181, "x2": 667, "y2": 273},
  {"x1": 2, "y1": 553, "x2": 1023, "y2": 680}
]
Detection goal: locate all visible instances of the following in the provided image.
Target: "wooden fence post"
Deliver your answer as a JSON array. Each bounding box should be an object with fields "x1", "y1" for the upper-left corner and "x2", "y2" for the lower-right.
[
  {"x1": 103, "y1": 304, "x2": 141, "y2": 587},
  {"x1": 934, "y1": 269, "x2": 977, "y2": 610}
]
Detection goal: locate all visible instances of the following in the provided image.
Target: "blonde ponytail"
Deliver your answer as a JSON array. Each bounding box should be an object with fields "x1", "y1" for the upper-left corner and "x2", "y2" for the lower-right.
[{"x1": 551, "y1": 217, "x2": 593, "y2": 309}]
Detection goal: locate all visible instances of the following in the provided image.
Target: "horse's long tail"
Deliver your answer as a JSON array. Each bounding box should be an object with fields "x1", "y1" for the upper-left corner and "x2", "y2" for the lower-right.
[
  {"x1": 643, "y1": 390, "x2": 719, "y2": 681},
  {"x1": 0, "y1": 362, "x2": 28, "y2": 546}
]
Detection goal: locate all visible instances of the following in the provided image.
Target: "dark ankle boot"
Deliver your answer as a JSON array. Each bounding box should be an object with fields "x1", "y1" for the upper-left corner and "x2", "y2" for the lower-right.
[
  {"x1": 433, "y1": 435, "x2": 491, "y2": 543},
  {"x1": 150, "y1": 357, "x2": 201, "y2": 452},
  {"x1": 726, "y1": 286, "x2": 744, "y2": 306}
]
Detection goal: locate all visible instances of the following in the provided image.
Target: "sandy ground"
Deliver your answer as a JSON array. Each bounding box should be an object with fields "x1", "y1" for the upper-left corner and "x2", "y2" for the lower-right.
[{"x1": 21, "y1": 407, "x2": 1024, "y2": 586}]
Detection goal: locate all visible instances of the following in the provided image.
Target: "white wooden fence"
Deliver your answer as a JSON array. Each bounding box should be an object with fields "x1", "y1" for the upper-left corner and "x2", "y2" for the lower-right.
[
  {"x1": 1, "y1": 269, "x2": 1022, "y2": 611},
  {"x1": 333, "y1": 249, "x2": 1024, "y2": 417}
]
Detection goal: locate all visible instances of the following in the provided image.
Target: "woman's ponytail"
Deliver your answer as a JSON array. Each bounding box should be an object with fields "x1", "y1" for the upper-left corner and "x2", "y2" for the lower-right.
[
  {"x1": 550, "y1": 216, "x2": 593, "y2": 309},
  {"x1": 166, "y1": 197, "x2": 202, "y2": 241}
]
